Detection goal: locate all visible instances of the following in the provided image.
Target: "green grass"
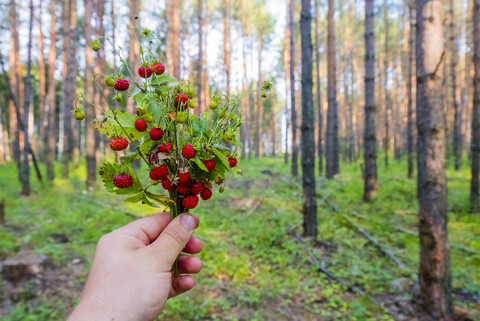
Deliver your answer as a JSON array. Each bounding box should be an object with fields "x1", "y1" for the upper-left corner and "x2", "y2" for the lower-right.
[{"x1": 0, "y1": 157, "x2": 479, "y2": 320}]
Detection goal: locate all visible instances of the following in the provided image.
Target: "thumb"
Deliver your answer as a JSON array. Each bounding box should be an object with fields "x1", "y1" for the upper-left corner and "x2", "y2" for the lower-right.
[{"x1": 150, "y1": 213, "x2": 199, "y2": 267}]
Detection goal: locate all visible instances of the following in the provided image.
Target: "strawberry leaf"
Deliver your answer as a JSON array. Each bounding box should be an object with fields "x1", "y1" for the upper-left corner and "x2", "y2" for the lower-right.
[
  {"x1": 99, "y1": 162, "x2": 143, "y2": 195},
  {"x1": 124, "y1": 192, "x2": 144, "y2": 203}
]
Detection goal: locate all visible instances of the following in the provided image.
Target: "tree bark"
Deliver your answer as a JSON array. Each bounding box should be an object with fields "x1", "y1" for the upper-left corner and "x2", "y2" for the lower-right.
[
  {"x1": 167, "y1": 0, "x2": 181, "y2": 79},
  {"x1": 407, "y1": 0, "x2": 415, "y2": 179},
  {"x1": 288, "y1": 0, "x2": 298, "y2": 176},
  {"x1": 326, "y1": 0, "x2": 338, "y2": 178},
  {"x1": 300, "y1": 0, "x2": 317, "y2": 238},
  {"x1": 70, "y1": 0, "x2": 79, "y2": 166},
  {"x1": 84, "y1": 0, "x2": 96, "y2": 192},
  {"x1": 314, "y1": 0, "x2": 323, "y2": 175},
  {"x1": 223, "y1": 0, "x2": 231, "y2": 97},
  {"x1": 21, "y1": 0, "x2": 34, "y2": 196},
  {"x1": 46, "y1": 0, "x2": 57, "y2": 182},
  {"x1": 471, "y1": 0, "x2": 480, "y2": 212},
  {"x1": 363, "y1": 0, "x2": 378, "y2": 202},
  {"x1": 416, "y1": 0, "x2": 453, "y2": 318},
  {"x1": 284, "y1": 9, "x2": 290, "y2": 163},
  {"x1": 197, "y1": 0, "x2": 203, "y2": 114},
  {"x1": 383, "y1": 0, "x2": 390, "y2": 169},
  {"x1": 127, "y1": 0, "x2": 140, "y2": 114},
  {"x1": 449, "y1": 0, "x2": 461, "y2": 170},
  {"x1": 37, "y1": 2, "x2": 47, "y2": 161},
  {"x1": 255, "y1": 36, "x2": 263, "y2": 158}
]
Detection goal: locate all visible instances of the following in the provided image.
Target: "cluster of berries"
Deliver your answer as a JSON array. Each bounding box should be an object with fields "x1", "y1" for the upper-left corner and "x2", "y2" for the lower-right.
[{"x1": 76, "y1": 27, "x2": 270, "y2": 215}]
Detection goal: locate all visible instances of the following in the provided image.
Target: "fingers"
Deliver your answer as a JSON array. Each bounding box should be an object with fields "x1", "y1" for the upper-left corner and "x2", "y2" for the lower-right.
[
  {"x1": 178, "y1": 254, "x2": 202, "y2": 274},
  {"x1": 183, "y1": 235, "x2": 203, "y2": 254},
  {"x1": 150, "y1": 213, "x2": 199, "y2": 267},
  {"x1": 168, "y1": 276, "x2": 195, "y2": 298},
  {"x1": 115, "y1": 212, "x2": 172, "y2": 246}
]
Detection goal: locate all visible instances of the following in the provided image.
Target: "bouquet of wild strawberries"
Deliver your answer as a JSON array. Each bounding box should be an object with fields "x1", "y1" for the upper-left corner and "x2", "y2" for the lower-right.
[{"x1": 75, "y1": 26, "x2": 271, "y2": 220}]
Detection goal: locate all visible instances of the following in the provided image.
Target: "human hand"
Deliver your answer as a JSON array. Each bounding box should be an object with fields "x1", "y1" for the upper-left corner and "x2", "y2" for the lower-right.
[{"x1": 67, "y1": 212, "x2": 202, "y2": 321}]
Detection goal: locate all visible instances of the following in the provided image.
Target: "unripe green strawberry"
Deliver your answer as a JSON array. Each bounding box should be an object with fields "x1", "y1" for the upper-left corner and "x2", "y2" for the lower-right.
[
  {"x1": 74, "y1": 108, "x2": 85, "y2": 121},
  {"x1": 104, "y1": 76, "x2": 115, "y2": 87},
  {"x1": 188, "y1": 100, "x2": 196, "y2": 109},
  {"x1": 218, "y1": 109, "x2": 227, "y2": 119},
  {"x1": 90, "y1": 40, "x2": 101, "y2": 52},
  {"x1": 137, "y1": 106, "x2": 147, "y2": 116},
  {"x1": 144, "y1": 114, "x2": 154, "y2": 123},
  {"x1": 261, "y1": 92, "x2": 267, "y2": 99},
  {"x1": 219, "y1": 187, "x2": 225, "y2": 193},
  {"x1": 225, "y1": 130, "x2": 235, "y2": 140},
  {"x1": 113, "y1": 94, "x2": 122, "y2": 102},
  {"x1": 209, "y1": 96, "x2": 220, "y2": 110},
  {"x1": 185, "y1": 87, "x2": 195, "y2": 99},
  {"x1": 177, "y1": 112, "x2": 188, "y2": 124}
]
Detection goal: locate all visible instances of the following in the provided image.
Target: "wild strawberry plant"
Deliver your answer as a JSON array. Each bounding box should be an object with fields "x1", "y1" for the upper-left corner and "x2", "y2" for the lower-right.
[{"x1": 75, "y1": 25, "x2": 272, "y2": 230}]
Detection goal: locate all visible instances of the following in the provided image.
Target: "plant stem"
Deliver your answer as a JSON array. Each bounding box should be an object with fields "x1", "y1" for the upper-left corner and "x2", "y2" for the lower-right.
[{"x1": 168, "y1": 189, "x2": 185, "y2": 278}]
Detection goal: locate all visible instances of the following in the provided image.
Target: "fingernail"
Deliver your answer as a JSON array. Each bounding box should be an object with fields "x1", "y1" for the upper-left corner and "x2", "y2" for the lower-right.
[{"x1": 180, "y1": 214, "x2": 197, "y2": 231}]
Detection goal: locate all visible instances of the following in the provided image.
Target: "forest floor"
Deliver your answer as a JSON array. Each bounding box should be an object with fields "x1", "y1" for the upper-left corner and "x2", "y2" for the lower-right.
[{"x1": 0, "y1": 157, "x2": 479, "y2": 321}]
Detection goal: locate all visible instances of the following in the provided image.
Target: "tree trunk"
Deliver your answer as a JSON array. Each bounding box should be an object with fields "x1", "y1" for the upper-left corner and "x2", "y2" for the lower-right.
[
  {"x1": 383, "y1": 0, "x2": 390, "y2": 169},
  {"x1": 46, "y1": 0, "x2": 57, "y2": 182},
  {"x1": 407, "y1": 0, "x2": 415, "y2": 179},
  {"x1": 37, "y1": 3, "x2": 47, "y2": 162},
  {"x1": 241, "y1": 0, "x2": 250, "y2": 159},
  {"x1": 314, "y1": 0, "x2": 323, "y2": 175},
  {"x1": 21, "y1": 0, "x2": 34, "y2": 196},
  {"x1": 70, "y1": 0, "x2": 79, "y2": 166},
  {"x1": 9, "y1": 0, "x2": 23, "y2": 177},
  {"x1": 223, "y1": 0, "x2": 231, "y2": 97},
  {"x1": 127, "y1": 0, "x2": 140, "y2": 115},
  {"x1": 255, "y1": 37, "x2": 263, "y2": 159},
  {"x1": 471, "y1": 0, "x2": 480, "y2": 212},
  {"x1": 284, "y1": 10, "x2": 290, "y2": 163},
  {"x1": 84, "y1": 0, "x2": 96, "y2": 192},
  {"x1": 363, "y1": 0, "x2": 378, "y2": 202},
  {"x1": 326, "y1": 0, "x2": 338, "y2": 179},
  {"x1": 449, "y1": 0, "x2": 461, "y2": 170},
  {"x1": 167, "y1": 0, "x2": 181, "y2": 79},
  {"x1": 300, "y1": 0, "x2": 317, "y2": 238},
  {"x1": 197, "y1": 0, "x2": 203, "y2": 114},
  {"x1": 95, "y1": 0, "x2": 106, "y2": 166},
  {"x1": 288, "y1": 0, "x2": 298, "y2": 176},
  {"x1": 416, "y1": 0, "x2": 453, "y2": 318}
]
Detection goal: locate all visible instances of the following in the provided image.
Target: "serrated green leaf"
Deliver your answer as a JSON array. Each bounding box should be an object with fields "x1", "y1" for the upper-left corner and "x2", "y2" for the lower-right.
[
  {"x1": 104, "y1": 110, "x2": 149, "y2": 141},
  {"x1": 145, "y1": 191, "x2": 176, "y2": 209},
  {"x1": 190, "y1": 156, "x2": 208, "y2": 171},
  {"x1": 130, "y1": 86, "x2": 142, "y2": 97},
  {"x1": 142, "y1": 194, "x2": 158, "y2": 207},
  {"x1": 151, "y1": 74, "x2": 179, "y2": 87},
  {"x1": 212, "y1": 148, "x2": 230, "y2": 168},
  {"x1": 139, "y1": 137, "x2": 157, "y2": 156},
  {"x1": 120, "y1": 152, "x2": 138, "y2": 167},
  {"x1": 99, "y1": 162, "x2": 143, "y2": 195}
]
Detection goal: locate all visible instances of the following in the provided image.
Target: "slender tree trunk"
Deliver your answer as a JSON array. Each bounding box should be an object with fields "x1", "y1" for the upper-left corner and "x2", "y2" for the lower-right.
[
  {"x1": 288, "y1": 0, "x2": 298, "y2": 176},
  {"x1": 255, "y1": 38, "x2": 263, "y2": 158},
  {"x1": 21, "y1": 0, "x2": 34, "y2": 196},
  {"x1": 223, "y1": 0, "x2": 231, "y2": 96},
  {"x1": 37, "y1": 2, "x2": 47, "y2": 161},
  {"x1": 167, "y1": 0, "x2": 181, "y2": 79},
  {"x1": 326, "y1": 0, "x2": 338, "y2": 178},
  {"x1": 384, "y1": 0, "x2": 390, "y2": 169},
  {"x1": 70, "y1": 0, "x2": 79, "y2": 166},
  {"x1": 363, "y1": 0, "x2": 378, "y2": 202},
  {"x1": 127, "y1": 0, "x2": 140, "y2": 114},
  {"x1": 95, "y1": 0, "x2": 106, "y2": 166},
  {"x1": 407, "y1": 0, "x2": 415, "y2": 179},
  {"x1": 449, "y1": 0, "x2": 461, "y2": 170},
  {"x1": 46, "y1": 0, "x2": 57, "y2": 182},
  {"x1": 197, "y1": 0, "x2": 203, "y2": 114},
  {"x1": 300, "y1": 0, "x2": 317, "y2": 238},
  {"x1": 416, "y1": 0, "x2": 453, "y2": 318},
  {"x1": 314, "y1": 0, "x2": 323, "y2": 175},
  {"x1": 9, "y1": 0, "x2": 22, "y2": 176},
  {"x1": 471, "y1": 0, "x2": 480, "y2": 212},
  {"x1": 241, "y1": 0, "x2": 250, "y2": 159},
  {"x1": 284, "y1": 11, "x2": 290, "y2": 163},
  {"x1": 84, "y1": 0, "x2": 96, "y2": 191}
]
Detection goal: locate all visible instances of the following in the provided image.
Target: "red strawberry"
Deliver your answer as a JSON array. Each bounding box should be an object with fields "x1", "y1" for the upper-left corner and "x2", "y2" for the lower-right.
[
  {"x1": 135, "y1": 119, "x2": 148, "y2": 132},
  {"x1": 175, "y1": 93, "x2": 189, "y2": 110},
  {"x1": 182, "y1": 144, "x2": 196, "y2": 159},
  {"x1": 113, "y1": 174, "x2": 133, "y2": 188},
  {"x1": 109, "y1": 137, "x2": 129, "y2": 151},
  {"x1": 159, "y1": 142, "x2": 172, "y2": 153},
  {"x1": 149, "y1": 169, "x2": 159, "y2": 181},
  {"x1": 183, "y1": 194, "x2": 199, "y2": 209},
  {"x1": 114, "y1": 78, "x2": 129, "y2": 91},
  {"x1": 177, "y1": 180, "x2": 190, "y2": 194},
  {"x1": 138, "y1": 66, "x2": 152, "y2": 78},
  {"x1": 190, "y1": 181, "x2": 204, "y2": 195},
  {"x1": 228, "y1": 157, "x2": 237, "y2": 168},
  {"x1": 178, "y1": 171, "x2": 190, "y2": 182},
  {"x1": 149, "y1": 127, "x2": 164, "y2": 141},
  {"x1": 154, "y1": 164, "x2": 168, "y2": 179},
  {"x1": 200, "y1": 188, "x2": 212, "y2": 200},
  {"x1": 151, "y1": 63, "x2": 165, "y2": 75},
  {"x1": 162, "y1": 178, "x2": 174, "y2": 190},
  {"x1": 202, "y1": 159, "x2": 216, "y2": 172}
]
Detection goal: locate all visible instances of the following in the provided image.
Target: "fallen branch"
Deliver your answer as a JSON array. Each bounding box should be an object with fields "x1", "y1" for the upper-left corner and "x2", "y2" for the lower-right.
[
  {"x1": 294, "y1": 233, "x2": 379, "y2": 305},
  {"x1": 343, "y1": 215, "x2": 408, "y2": 269}
]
